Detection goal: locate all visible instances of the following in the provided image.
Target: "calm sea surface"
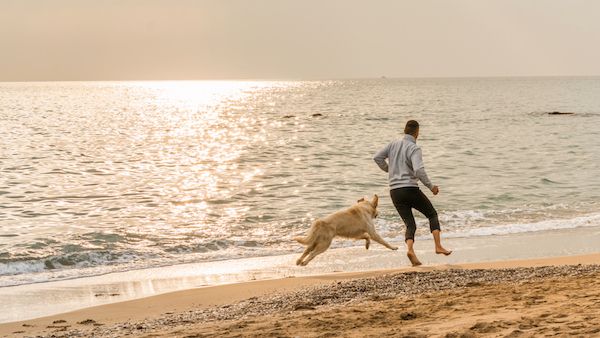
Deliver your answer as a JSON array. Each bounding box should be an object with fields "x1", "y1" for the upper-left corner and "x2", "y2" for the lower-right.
[{"x1": 1, "y1": 78, "x2": 600, "y2": 286}]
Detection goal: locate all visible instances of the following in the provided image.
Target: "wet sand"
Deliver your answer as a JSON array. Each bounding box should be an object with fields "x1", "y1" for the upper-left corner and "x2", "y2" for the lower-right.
[{"x1": 2, "y1": 253, "x2": 600, "y2": 337}]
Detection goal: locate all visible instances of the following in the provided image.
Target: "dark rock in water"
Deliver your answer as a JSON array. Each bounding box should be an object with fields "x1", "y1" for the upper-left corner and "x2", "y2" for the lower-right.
[
  {"x1": 53, "y1": 319, "x2": 67, "y2": 324},
  {"x1": 547, "y1": 111, "x2": 574, "y2": 115},
  {"x1": 282, "y1": 115, "x2": 295, "y2": 118},
  {"x1": 77, "y1": 319, "x2": 97, "y2": 325},
  {"x1": 311, "y1": 113, "x2": 323, "y2": 117}
]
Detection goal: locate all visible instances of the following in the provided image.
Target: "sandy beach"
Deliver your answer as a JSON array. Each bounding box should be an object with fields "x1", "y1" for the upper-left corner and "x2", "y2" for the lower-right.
[
  {"x1": 3, "y1": 1, "x2": 600, "y2": 336},
  {"x1": 2, "y1": 253, "x2": 600, "y2": 337},
  {"x1": 3, "y1": 2, "x2": 600, "y2": 337}
]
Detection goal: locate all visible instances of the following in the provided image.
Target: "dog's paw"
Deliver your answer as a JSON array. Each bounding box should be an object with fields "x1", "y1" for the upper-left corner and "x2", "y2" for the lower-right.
[
  {"x1": 365, "y1": 242, "x2": 370, "y2": 250},
  {"x1": 390, "y1": 246, "x2": 399, "y2": 251},
  {"x1": 296, "y1": 259, "x2": 303, "y2": 266}
]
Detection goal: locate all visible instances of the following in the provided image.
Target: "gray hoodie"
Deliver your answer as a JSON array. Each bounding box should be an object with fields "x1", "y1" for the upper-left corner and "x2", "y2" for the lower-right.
[{"x1": 373, "y1": 134, "x2": 434, "y2": 191}]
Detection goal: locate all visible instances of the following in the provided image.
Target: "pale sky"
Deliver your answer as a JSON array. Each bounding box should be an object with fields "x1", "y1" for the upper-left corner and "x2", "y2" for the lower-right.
[{"x1": 1, "y1": 0, "x2": 599, "y2": 81}]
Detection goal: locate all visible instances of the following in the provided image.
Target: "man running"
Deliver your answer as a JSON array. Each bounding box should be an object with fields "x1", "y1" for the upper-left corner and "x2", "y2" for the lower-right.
[{"x1": 373, "y1": 120, "x2": 451, "y2": 266}]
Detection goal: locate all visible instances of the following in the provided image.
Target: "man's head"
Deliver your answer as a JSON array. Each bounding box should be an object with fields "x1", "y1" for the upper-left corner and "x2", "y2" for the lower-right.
[{"x1": 404, "y1": 120, "x2": 419, "y2": 138}]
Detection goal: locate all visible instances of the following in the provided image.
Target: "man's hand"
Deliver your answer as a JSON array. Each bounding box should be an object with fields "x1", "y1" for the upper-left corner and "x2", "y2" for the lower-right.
[{"x1": 431, "y1": 185, "x2": 439, "y2": 195}]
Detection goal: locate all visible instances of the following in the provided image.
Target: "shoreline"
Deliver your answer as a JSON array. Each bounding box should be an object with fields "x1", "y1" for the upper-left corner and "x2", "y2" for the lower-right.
[
  {"x1": 3, "y1": 224, "x2": 600, "y2": 325},
  {"x1": 2, "y1": 252, "x2": 600, "y2": 337}
]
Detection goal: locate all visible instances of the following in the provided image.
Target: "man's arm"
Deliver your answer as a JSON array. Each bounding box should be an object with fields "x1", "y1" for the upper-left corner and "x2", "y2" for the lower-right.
[
  {"x1": 410, "y1": 147, "x2": 435, "y2": 191},
  {"x1": 373, "y1": 143, "x2": 390, "y2": 172}
]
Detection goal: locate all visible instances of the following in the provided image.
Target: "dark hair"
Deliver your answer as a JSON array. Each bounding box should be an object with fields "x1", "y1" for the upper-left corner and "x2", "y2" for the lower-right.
[{"x1": 404, "y1": 120, "x2": 419, "y2": 135}]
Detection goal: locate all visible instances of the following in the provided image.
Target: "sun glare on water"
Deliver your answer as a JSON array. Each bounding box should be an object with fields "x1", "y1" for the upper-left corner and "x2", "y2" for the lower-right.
[
  {"x1": 135, "y1": 81, "x2": 259, "y2": 110},
  {"x1": 115, "y1": 81, "x2": 296, "y2": 236}
]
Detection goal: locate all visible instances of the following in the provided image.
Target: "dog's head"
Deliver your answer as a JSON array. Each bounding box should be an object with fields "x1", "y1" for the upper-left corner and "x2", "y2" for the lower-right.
[{"x1": 357, "y1": 194, "x2": 379, "y2": 218}]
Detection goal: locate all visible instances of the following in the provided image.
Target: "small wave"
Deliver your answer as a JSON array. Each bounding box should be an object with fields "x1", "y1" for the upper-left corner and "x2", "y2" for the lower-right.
[
  {"x1": 376, "y1": 206, "x2": 600, "y2": 241},
  {"x1": 0, "y1": 251, "x2": 140, "y2": 277},
  {"x1": 486, "y1": 193, "x2": 518, "y2": 202},
  {"x1": 0, "y1": 245, "x2": 294, "y2": 288},
  {"x1": 0, "y1": 260, "x2": 47, "y2": 276},
  {"x1": 443, "y1": 212, "x2": 600, "y2": 239}
]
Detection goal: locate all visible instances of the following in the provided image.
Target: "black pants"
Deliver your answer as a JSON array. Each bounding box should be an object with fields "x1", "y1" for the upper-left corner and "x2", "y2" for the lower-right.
[{"x1": 390, "y1": 187, "x2": 440, "y2": 242}]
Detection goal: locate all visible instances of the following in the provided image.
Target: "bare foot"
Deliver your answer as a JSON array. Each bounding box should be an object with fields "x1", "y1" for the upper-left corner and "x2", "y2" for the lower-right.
[
  {"x1": 435, "y1": 248, "x2": 452, "y2": 256},
  {"x1": 407, "y1": 252, "x2": 422, "y2": 266}
]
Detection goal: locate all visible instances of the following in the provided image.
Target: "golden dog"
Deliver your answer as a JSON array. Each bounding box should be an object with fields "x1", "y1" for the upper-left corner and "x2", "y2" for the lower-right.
[{"x1": 293, "y1": 194, "x2": 398, "y2": 266}]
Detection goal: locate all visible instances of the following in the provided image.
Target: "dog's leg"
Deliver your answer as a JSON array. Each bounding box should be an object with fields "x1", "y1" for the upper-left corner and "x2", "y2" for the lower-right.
[
  {"x1": 368, "y1": 229, "x2": 398, "y2": 250},
  {"x1": 357, "y1": 233, "x2": 371, "y2": 250},
  {"x1": 296, "y1": 243, "x2": 316, "y2": 266},
  {"x1": 300, "y1": 239, "x2": 332, "y2": 266}
]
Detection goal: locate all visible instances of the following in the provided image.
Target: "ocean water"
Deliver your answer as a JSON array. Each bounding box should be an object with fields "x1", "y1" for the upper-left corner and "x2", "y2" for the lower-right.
[{"x1": 1, "y1": 78, "x2": 600, "y2": 287}]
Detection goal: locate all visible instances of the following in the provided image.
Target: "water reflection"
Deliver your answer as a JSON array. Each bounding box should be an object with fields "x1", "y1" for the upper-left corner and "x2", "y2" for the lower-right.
[{"x1": 2, "y1": 78, "x2": 600, "y2": 286}]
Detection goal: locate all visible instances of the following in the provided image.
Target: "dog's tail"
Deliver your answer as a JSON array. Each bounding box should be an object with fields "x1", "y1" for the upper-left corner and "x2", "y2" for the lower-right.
[
  {"x1": 293, "y1": 235, "x2": 310, "y2": 245},
  {"x1": 293, "y1": 220, "x2": 323, "y2": 245}
]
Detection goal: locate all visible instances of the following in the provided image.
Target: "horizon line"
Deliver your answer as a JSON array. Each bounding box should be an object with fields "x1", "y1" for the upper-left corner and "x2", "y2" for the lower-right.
[{"x1": 2, "y1": 74, "x2": 600, "y2": 84}]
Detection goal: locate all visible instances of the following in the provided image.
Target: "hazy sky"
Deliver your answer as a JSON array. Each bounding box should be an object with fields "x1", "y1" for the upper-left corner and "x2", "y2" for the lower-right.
[{"x1": 1, "y1": 0, "x2": 600, "y2": 81}]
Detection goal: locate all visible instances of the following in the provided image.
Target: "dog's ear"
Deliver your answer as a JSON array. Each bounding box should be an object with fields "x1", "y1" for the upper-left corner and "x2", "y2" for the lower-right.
[
  {"x1": 372, "y1": 194, "x2": 379, "y2": 208},
  {"x1": 357, "y1": 197, "x2": 365, "y2": 203}
]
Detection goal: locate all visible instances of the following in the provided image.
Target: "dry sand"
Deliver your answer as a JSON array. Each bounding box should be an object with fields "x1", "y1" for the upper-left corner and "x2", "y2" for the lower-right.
[{"x1": 2, "y1": 253, "x2": 600, "y2": 338}]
